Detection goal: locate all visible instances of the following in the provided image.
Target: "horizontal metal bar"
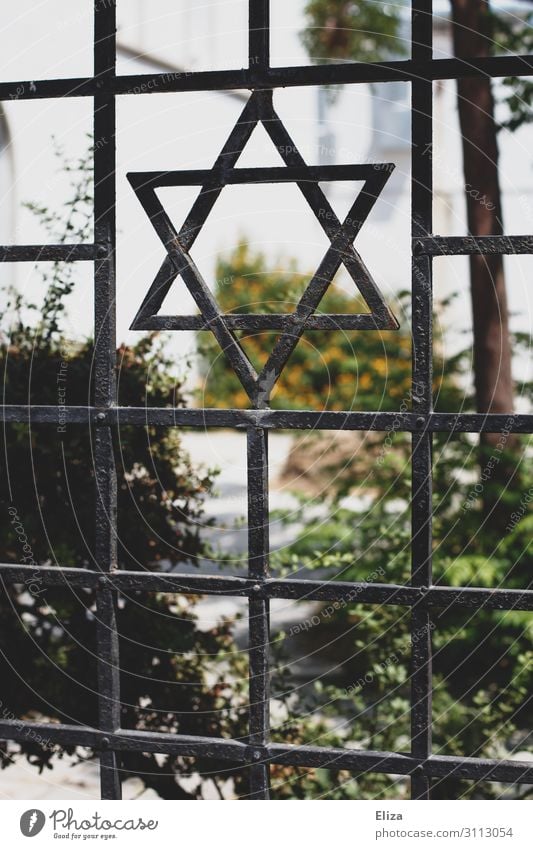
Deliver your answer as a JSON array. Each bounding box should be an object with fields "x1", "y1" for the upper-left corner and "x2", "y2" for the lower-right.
[
  {"x1": 1, "y1": 565, "x2": 531, "y2": 611},
  {"x1": 3, "y1": 236, "x2": 530, "y2": 264},
  {"x1": 128, "y1": 163, "x2": 392, "y2": 190},
  {"x1": 0, "y1": 77, "x2": 94, "y2": 101},
  {"x1": 0, "y1": 720, "x2": 531, "y2": 783},
  {"x1": 266, "y1": 579, "x2": 533, "y2": 611},
  {"x1": 0, "y1": 564, "x2": 254, "y2": 594},
  {"x1": 414, "y1": 236, "x2": 533, "y2": 256},
  {"x1": 0, "y1": 244, "x2": 98, "y2": 262},
  {"x1": 0, "y1": 721, "x2": 248, "y2": 761},
  {"x1": 1, "y1": 406, "x2": 532, "y2": 434},
  {"x1": 112, "y1": 54, "x2": 533, "y2": 89},
  {"x1": 268, "y1": 744, "x2": 533, "y2": 784},
  {"x1": 111, "y1": 729, "x2": 250, "y2": 760},
  {"x1": 134, "y1": 314, "x2": 385, "y2": 331},
  {"x1": 3, "y1": 236, "x2": 529, "y2": 265},
  {"x1": 115, "y1": 41, "x2": 248, "y2": 102},
  {"x1": 2, "y1": 55, "x2": 533, "y2": 102}
]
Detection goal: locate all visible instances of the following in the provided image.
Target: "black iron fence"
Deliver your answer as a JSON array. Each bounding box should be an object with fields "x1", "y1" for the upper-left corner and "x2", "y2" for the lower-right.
[{"x1": 1, "y1": 1, "x2": 532, "y2": 800}]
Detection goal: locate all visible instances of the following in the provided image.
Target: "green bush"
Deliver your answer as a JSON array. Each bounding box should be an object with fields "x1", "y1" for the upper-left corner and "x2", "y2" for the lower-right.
[
  {"x1": 0, "y1": 145, "x2": 250, "y2": 799},
  {"x1": 198, "y1": 241, "x2": 466, "y2": 413}
]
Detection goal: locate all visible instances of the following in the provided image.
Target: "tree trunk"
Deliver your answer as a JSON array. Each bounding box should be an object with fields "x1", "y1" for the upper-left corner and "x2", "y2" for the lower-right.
[
  {"x1": 450, "y1": 0, "x2": 520, "y2": 522},
  {"x1": 450, "y1": 0, "x2": 515, "y2": 430}
]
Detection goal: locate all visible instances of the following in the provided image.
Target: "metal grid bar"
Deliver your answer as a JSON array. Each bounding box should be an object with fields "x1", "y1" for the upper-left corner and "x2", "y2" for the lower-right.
[
  {"x1": 132, "y1": 314, "x2": 401, "y2": 331},
  {"x1": 1, "y1": 406, "x2": 532, "y2": 433},
  {"x1": 127, "y1": 163, "x2": 396, "y2": 185},
  {"x1": 93, "y1": 0, "x2": 121, "y2": 800},
  {"x1": 2, "y1": 54, "x2": 533, "y2": 103},
  {"x1": 0, "y1": 0, "x2": 531, "y2": 802},
  {"x1": 414, "y1": 235, "x2": 533, "y2": 256},
  {"x1": 0, "y1": 719, "x2": 531, "y2": 785},
  {"x1": 249, "y1": 0, "x2": 270, "y2": 69},
  {"x1": 247, "y1": 427, "x2": 271, "y2": 798},
  {"x1": 1, "y1": 563, "x2": 532, "y2": 610},
  {"x1": 245, "y1": 12, "x2": 276, "y2": 796},
  {"x1": 410, "y1": 0, "x2": 434, "y2": 801},
  {"x1": 0, "y1": 244, "x2": 98, "y2": 262},
  {"x1": 0, "y1": 718, "x2": 532, "y2": 785}
]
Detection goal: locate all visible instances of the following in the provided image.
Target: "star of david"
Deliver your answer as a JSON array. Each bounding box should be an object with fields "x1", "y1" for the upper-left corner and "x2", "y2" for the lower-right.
[{"x1": 127, "y1": 90, "x2": 399, "y2": 408}]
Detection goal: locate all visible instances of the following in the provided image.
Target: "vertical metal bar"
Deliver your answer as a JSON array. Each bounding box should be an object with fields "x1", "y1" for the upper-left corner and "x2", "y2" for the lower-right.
[
  {"x1": 249, "y1": 0, "x2": 270, "y2": 69},
  {"x1": 94, "y1": 0, "x2": 121, "y2": 800},
  {"x1": 248, "y1": 8, "x2": 272, "y2": 792},
  {"x1": 410, "y1": 0, "x2": 433, "y2": 802},
  {"x1": 247, "y1": 426, "x2": 270, "y2": 799}
]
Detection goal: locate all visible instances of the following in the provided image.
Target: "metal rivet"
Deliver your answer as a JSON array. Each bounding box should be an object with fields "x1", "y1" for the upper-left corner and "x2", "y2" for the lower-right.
[
  {"x1": 252, "y1": 584, "x2": 261, "y2": 594},
  {"x1": 98, "y1": 576, "x2": 107, "y2": 587},
  {"x1": 96, "y1": 412, "x2": 106, "y2": 422},
  {"x1": 416, "y1": 416, "x2": 425, "y2": 427},
  {"x1": 101, "y1": 736, "x2": 110, "y2": 750},
  {"x1": 253, "y1": 750, "x2": 262, "y2": 761}
]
